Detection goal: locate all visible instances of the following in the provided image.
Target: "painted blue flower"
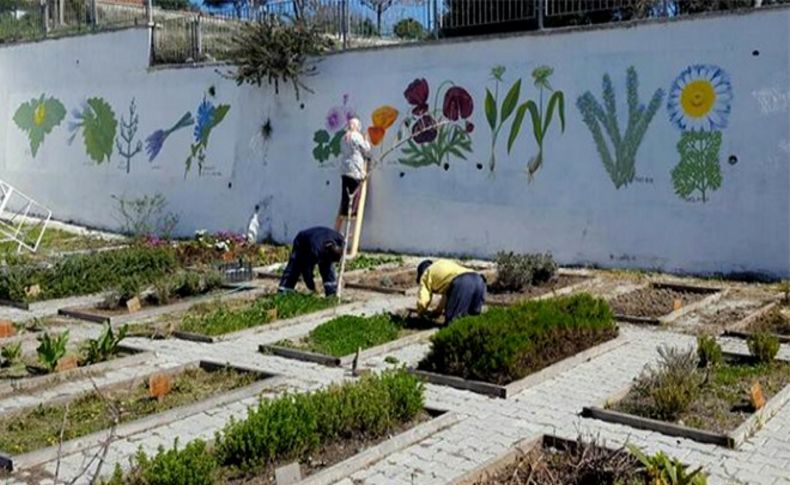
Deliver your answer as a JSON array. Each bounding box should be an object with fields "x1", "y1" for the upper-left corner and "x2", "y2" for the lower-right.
[
  {"x1": 667, "y1": 64, "x2": 732, "y2": 132},
  {"x1": 194, "y1": 96, "x2": 216, "y2": 143}
]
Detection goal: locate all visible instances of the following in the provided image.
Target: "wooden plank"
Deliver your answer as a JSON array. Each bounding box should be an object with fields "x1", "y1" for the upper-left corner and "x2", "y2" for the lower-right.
[
  {"x1": 614, "y1": 314, "x2": 661, "y2": 325},
  {"x1": 409, "y1": 369, "x2": 508, "y2": 399},
  {"x1": 349, "y1": 173, "x2": 369, "y2": 259},
  {"x1": 260, "y1": 344, "x2": 342, "y2": 367},
  {"x1": 57, "y1": 307, "x2": 110, "y2": 324},
  {"x1": 582, "y1": 406, "x2": 734, "y2": 448}
]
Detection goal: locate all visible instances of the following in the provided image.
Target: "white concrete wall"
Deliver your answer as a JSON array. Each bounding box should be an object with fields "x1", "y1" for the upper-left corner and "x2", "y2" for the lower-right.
[{"x1": 0, "y1": 8, "x2": 788, "y2": 277}]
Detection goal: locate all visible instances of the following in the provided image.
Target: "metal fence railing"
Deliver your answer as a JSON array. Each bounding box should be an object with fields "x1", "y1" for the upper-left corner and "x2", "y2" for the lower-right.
[
  {"x1": 2, "y1": 1, "x2": 787, "y2": 62},
  {"x1": 0, "y1": 0, "x2": 148, "y2": 44}
]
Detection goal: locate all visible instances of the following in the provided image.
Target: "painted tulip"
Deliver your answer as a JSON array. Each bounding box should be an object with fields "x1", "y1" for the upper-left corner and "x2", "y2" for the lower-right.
[
  {"x1": 443, "y1": 86, "x2": 473, "y2": 121},
  {"x1": 404, "y1": 78, "x2": 429, "y2": 115},
  {"x1": 412, "y1": 114, "x2": 437, "y2": 144},
  {"x1": 368, "y1": 126, "x2": 386, "y2": 146},
  {"x1": 371, "y1": 105, "x2": 399, "y2": 130}
]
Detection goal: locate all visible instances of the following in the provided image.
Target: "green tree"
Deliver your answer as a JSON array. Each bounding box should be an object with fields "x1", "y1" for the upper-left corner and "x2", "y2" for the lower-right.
[
  {"x1": 393, "y1": 17, "x2": 425, "y2": 39},
  {"x1": 155, "y1": 0, "x2": 191, "y2": 11}
]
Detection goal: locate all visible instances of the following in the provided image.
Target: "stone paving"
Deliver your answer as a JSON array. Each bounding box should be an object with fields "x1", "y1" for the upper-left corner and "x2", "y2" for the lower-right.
[{"x1": 0, "y1": 273, "x2": 788, "y2": 485}]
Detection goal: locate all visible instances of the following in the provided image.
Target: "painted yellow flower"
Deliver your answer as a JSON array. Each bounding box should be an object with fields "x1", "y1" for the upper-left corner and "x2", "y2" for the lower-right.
[
  {"x1": 668, "y1": 64, "x2": 732, "y2": 132},
  {"x1": 33, "y1": 102, "x2": 46, "y2": 126},
  {"x1": 371, "y1": 105, "x2": 398, "y2": 130}
]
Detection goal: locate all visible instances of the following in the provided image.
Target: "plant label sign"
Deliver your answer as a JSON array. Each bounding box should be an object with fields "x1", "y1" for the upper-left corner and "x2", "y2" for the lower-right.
[
  {"x1": 149, "y1": 373, "x2": 171, "y2": 400},
  {"x1": 274, "y1": 462, "x2": 302, "y2": 485},
  {"x1": 266, "y1": 308, "x2": 278, "y2": 321},
  {"x1": 0, "y1": 320, "x2": 15, "y2": 338},
  {"x1": 750, "y1": 381, "x2": 766, "y2": 410},
  {"x1": 126, "y1": 297, "x2": 142, "y2": 313},
  {"x1": 25, "y1": 284, "x2": 41, "y2": 299},
  {"x1": 56, "y1": 355, "x2": 78, "y2": 372},
  {"x1": 672, "y1": 298, "x2": 683, "y2": 311}
]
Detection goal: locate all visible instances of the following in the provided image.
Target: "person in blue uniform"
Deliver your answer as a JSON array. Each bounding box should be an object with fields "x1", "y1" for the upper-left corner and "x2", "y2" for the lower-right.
[{"x1": 278, "y1": 227, "x2": 345, "y2": 297}]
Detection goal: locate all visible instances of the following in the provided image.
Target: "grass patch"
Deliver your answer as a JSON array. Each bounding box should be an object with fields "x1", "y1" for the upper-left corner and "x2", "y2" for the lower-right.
[
  {"x1": 0, "y1": 366, "x2": 257, "y2": 455},
  {"x1": 0, "y1": 246, "x2": 178, "y2": 303},
  {"x1": 108, "y1": 370, "x2": 424, "y2": 484},
  {"x1": 0, "y1": 224, "x2": 124, "y2": 257},
  {"x1": 418, "y1": 293, "x2": 617, "y2": 385},
  {"x1": 177, "y1": 293, "x2": 337, "y2": 336},
  {"x1": 345, "y1": 254, "x2": 404, "y2": 272},
  {"x1": 613, "y1": 347, "x2": 790, "y2": 433},
  {"x1": 282, "y1": 313, "x2": 433, "y2": 357}
]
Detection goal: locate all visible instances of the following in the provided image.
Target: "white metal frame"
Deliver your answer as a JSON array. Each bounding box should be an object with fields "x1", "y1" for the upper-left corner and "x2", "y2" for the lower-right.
[{"x1": 0, "y1": 179, "x2": 53, "y2": 253}]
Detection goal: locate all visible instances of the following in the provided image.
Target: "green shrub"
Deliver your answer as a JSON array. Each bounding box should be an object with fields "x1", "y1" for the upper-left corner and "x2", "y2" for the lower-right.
[
  {"x1": 36, "y1": 330, "x2": 69, "y2": 372},
  {"x1": 214, "y1": 369, "x2": 423, "y2": 470},
  {"x1": 0, "y1": 342, "x2": 22, "y2": 366},
  {"x1": 696, "y1": 335, "x2": 722, "y2": 368},
  {"x1": 418, "y1": 293, "x2": 616, "y2": 384},
  {"x1": 126, "y1": 439, "x2": 217, "y2": 485},
  {"x1": 179, "y1": 292, "x2": 335, "y2": 336},
  {"x1": 493, "y1": 251, "x2": 558, "y2": 292},
  {"x1": 747, "y1": 332, "x2": 780, "y2": 363},
  {"x1": 627, "y1": 345, "x2": 702, "y2": 420},
  {"x1": 0, "y1": 246, "x2": 178, "y2": 302},
  {"x1": 81, "y1": 324, "x2": 128, "y2": 365},
  {"x1": 307, "y1": 314, "x2": 401, "y2": 357},
  {"x1": 393, "y1": 18, "x2": 426, "y2": 40},
  {"x1": 629, "y1": 444, "x2": 708, "y2": 484}
]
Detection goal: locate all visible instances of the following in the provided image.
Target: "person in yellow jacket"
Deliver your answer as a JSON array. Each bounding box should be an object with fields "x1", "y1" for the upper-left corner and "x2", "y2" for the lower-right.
[{"x1": 416, "y1": 259, "x2": 486, "y2": 324}]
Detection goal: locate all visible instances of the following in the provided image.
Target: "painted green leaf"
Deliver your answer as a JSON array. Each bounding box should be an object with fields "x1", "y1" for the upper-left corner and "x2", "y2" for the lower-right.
[
  {"x1": 500, "y1": 80, "x2": 521, "y2": 123},
  {"x1": 81, "y1": 98, "x2": 118, "y2": 164},
  {"x1": 329, "y1": 130, "x2": 344, "y2": 157},
  {"x1": 13, "y1": 95, "x2": 66, "y2": 157},
  {"x1": 484, "y1": 89, "x2": 497, "y2": 131},
  {"x1": 313, "y1": 130, "x2": 330, "y2": 143},
  {"x1": 544, "y1": 91, "x2": 565, "y2": 135},
  {"x1": 672, "y1": 131, "x2": 722, "y2": 203},
  {"x1": 508, "y1": 103, "x2": 528, "y2": 154},
  {"x1": 524, "y1": 100, "x2": 542, "y2": 145}
]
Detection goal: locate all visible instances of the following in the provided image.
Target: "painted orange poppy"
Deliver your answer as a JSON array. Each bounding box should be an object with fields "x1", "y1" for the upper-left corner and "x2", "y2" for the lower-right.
[
  {"x1": 368, "y1": 126, "x2": 386, "y2": 146},
  {"x1": 371, "y1": 106, "x2": 399, "y2": 130}
]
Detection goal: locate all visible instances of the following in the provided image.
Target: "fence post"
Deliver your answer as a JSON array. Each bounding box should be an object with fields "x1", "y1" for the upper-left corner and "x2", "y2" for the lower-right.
[
  {"x1": 195, "y1": 15, "x2": 203, "y2": 61},
  {"x1": 342, "y1": 0, "x2": 349, "y2": 49},
  {"x1": 90, "y1": 0, "x2": 97, "y2": 28},
  {"x1": 40, "y1": 0, "x2": 50, "y2": 36},
  {"x1": 537, "y1": 0, "x2": 544, "y2": 30},
  {"x1": 432, "y1": 0, "x2": 439, "y2": 39}
]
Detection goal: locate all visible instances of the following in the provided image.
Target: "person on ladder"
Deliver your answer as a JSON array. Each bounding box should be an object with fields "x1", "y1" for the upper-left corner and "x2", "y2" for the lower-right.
[
  {"x1": 278, "y1": 227, "x2": 345, "y2": 297},
  {"x1": 415, "y1": 259, "x2": 487, "y2": 325},
  {"x1": 334, "y1": 117, "x2": 371, "y2": 234}
]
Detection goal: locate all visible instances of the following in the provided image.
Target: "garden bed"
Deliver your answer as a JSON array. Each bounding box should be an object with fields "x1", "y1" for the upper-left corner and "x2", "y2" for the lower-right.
[
  {"x1": 167, "y1": 292, "x2": 344, "y2": 343},
  {"x1": 256, "y1": 253, "x2": 404, "y2": 280},
  {"x1": 110, "y1": 370, "x2": 455, "y2": 485},
  {"x1": 608, "y1": 282, "x2": 722, "y2": 325},
  {"x1": 260, "y1": 312, "x2": 438, "y2": 367},
  {"x1": 344, "y1": 268, "x2": 418, "y2": 295},
  {"x1": 0, "y1": 360, "x2": 277, "y2": 472},
  {"x1": 486, "y1": 273, "x2": 591, "y2": 306},
  {"x1": 583, "y1": 351, "x2": 790, "y2": 448},
  {"x1": 413, "y1": 294, "x2": 623, "y2": 398},
  {"x1": 724, "y1": 302, "x2": 790, "y2": 343},
  {"x1": 452, "y1": 435, "x2": 704, "y2": 485},
  {"x1": 58, "y1": 283, "x2": 254, "y2": 325},
  {"x1": 0, "y1": 346, "x2": 150, "y2": 398}
]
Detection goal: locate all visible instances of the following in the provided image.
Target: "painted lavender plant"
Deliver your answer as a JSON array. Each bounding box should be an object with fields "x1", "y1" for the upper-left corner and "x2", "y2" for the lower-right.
[
  {"x1": 145, "y1": 112, "x2": 195, "y2": 162},
  {"x1": 185, "y1": 95, "x2": 231, "y2": 177}
]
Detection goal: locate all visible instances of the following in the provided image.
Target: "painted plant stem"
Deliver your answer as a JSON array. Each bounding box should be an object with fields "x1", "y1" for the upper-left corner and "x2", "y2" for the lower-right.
[
  {"x1": 576, "y1": 66, "x2": 664, "y2": 189},
  {"x1": 115, "y1": 98, "x2": 143, "y2": 174},
  {"x1": 510, "y1": 66, "x2": 565, "y2": 181},
  {"x1": 485, "y1": 66, "x2": 521, "y2": 173},
  {"x1": 374, "y1": 119, "x2": 454, "y2": 167},
  {"x1": 145, "y1": 112, "x2": 195, "y2": 162}
]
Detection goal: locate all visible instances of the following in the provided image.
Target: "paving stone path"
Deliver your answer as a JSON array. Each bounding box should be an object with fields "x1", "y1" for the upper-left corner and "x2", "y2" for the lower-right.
[{"x1": 1, "y1": 277, "x2": 788, "y2": 485}]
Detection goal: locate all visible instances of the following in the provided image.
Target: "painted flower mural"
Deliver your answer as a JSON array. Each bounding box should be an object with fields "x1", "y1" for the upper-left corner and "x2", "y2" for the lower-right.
[
  {"x1": 115, "y1": 98, "x2": 143, "y2": 174},
  {"x1": 13, "y1": 94, "x2": 66, "y2": 158},
  {"x1": 312, "y1": 94, "x2": 357, "y2": 163},
  {"x1": 368, "y1": 105, "x2": 399, "y2": 146},
  {"x1": 185, "y1": 95, "x2": 231, "y2": 177},
  {"x1": 68, "y1": 97, "x2": 118, "y2": 164},
  {"x1": 668, "y1": 64, "x2": 732, "y2": 132},
  {"x1": 145, "y1": 112, "x2": 195, "y2": 162},
  {"x1": 667, "y1": 64, "x2": 733, "y2": 203},
  {"x1": 398, "y1": 78, "x2": 474, "y2": 168}
]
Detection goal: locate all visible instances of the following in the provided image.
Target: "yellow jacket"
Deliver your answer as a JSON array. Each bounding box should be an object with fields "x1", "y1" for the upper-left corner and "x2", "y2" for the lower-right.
[{"x1": 417, "y1": 260, "x2": 474, "y2": 312}]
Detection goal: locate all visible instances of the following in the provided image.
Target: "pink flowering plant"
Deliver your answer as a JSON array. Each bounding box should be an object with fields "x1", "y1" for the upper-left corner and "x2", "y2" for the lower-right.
[{"x1": 312, "y1": 94, "x2": 356, "y2": 163}]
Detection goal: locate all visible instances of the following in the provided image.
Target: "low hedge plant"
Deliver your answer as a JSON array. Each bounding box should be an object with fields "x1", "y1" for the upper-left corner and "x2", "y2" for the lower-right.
[
  {"x1": 107, "y1": 370, "x2": 424, "y2": 484},
  {"x1": 418, "y1": 293, "x2": 617, "y2": 385}
]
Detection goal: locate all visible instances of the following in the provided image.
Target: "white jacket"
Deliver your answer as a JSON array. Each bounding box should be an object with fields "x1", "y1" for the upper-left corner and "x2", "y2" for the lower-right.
[{"x1": 340, "y1": 131, "x2": 371, "y2": 180}]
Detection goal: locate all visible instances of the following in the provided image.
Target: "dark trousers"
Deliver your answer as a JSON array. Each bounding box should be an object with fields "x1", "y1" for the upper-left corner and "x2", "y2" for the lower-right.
[
  {"x1": 445, "y1": 273, "x2": 486, "y2": 324},
  {"x1": 278, "y1": 244, "x2": 337, "y2": 296}
]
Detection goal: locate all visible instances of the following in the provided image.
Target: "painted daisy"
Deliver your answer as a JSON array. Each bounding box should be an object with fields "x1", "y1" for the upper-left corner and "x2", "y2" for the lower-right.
[{"x1": 667, "y1": 64, "x2": 733, "y2": 132}]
